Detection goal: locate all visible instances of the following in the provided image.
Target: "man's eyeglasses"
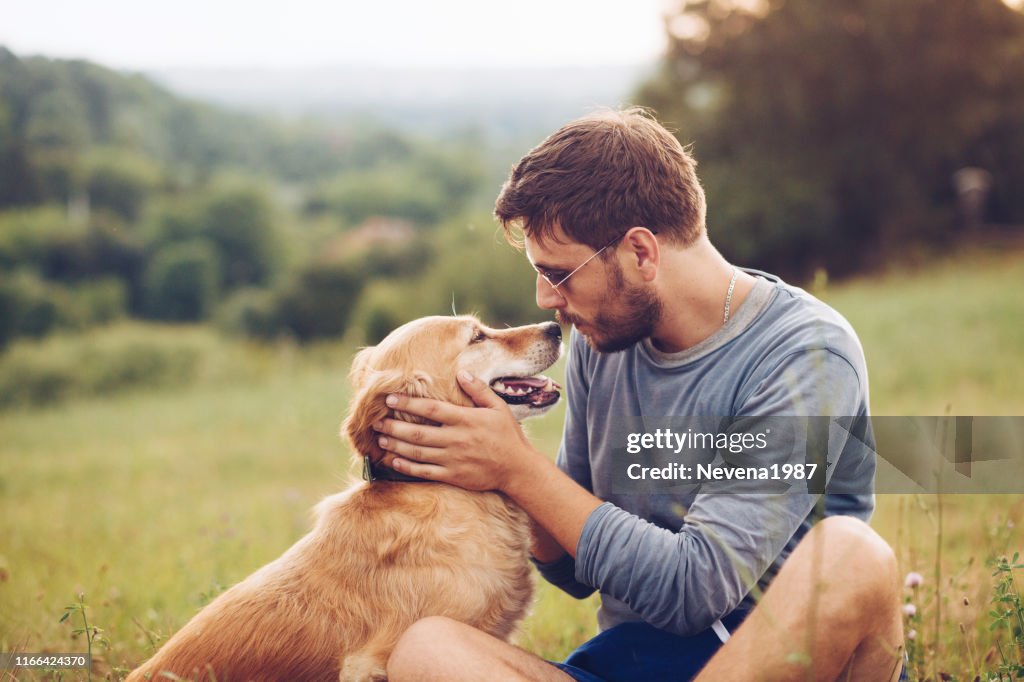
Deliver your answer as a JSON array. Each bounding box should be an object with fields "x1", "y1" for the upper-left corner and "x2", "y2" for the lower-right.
[{"x1": 531, "y1": 229, "x2": 656, "y2": 295}]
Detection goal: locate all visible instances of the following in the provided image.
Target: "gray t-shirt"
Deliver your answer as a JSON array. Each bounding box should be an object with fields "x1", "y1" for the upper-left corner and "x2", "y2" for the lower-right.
[{"x1": 535, "y1": 270, "x2": 875, "y2": 637}]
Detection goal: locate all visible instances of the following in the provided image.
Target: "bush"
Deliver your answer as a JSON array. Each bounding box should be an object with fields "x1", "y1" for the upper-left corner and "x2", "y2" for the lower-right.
[
  {"x1": 0, "y1": 208, "x2": 144, "y2": 301},
  {"x1": 85, "y1": 147, "x2": 161, "y2": 222},
  {"x1": 143, "y1": 239, "x2": 220, "y2": 321},
  {"x1": 347, "y1": 281, "x2": 428, "y2": 345},
  {"x1": 0, "y1": 206, "x2": 81, "y2": 273},
  {"x1": 216, "y1": 287, "x2": 283, "y2": 340},
  {"x1": 0, "y1": 269, "x2": 76, "y2": 346},
  {"x1": 144, "y1": 181, "x2": 283, "y2": 293},
  {"x1": 312, "y1": 167, "x2": 451, "y2": 226},
  {"x1": 201, "y1": 183, "x2": 281, "y2": 290},
  {"x1": 77, "y1": 277, "x2": 127, "y2": 324},
  {"x1": 0, "y1": 323, "x2": 274, "y2": 410},
  {"x1": 276, "y1": 261, "x2": 364, "y2": 341},
  {"x1": 0, "y1": 270, "x2": 128, "y2": 348},
  {"x1": 0, "y1": 325, "x2": 200, "y2": 408}
]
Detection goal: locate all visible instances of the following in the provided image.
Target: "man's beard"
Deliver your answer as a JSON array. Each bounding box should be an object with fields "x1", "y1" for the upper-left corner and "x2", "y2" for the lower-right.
[{"x1": 557, "y1": 262, "x2": 663, "y2": 353}]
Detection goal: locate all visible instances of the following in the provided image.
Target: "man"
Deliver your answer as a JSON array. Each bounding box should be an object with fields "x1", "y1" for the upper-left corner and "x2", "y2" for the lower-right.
[{"x1": 374, "y1": 108, "x2": 904, "y2": 680}]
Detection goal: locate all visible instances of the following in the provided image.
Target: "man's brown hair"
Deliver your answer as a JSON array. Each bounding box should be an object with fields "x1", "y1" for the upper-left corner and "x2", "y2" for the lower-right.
[{"x1": 494, "y1": 107, "x2": 706, "y2": 252}]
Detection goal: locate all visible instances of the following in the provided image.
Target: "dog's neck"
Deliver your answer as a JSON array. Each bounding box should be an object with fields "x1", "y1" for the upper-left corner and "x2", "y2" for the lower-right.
[{"x1": 362, "y1": 455, "x2": 434, "y2": 484}]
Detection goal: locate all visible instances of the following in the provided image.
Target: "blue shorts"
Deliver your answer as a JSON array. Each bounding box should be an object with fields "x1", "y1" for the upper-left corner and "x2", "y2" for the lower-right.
[
  {"x1": 550, "y1": 610, "x2": 909, "y2": 681},
  {"x1": 550, "y1": 609, "x2": 749, "y2": 682}
]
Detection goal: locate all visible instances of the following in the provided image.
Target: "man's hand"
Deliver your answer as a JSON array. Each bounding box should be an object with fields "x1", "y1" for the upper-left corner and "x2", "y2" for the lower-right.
[
  {"x1": 376, "y1": 370, "x2": 603, "y2": 560},
  {"x1": 374, "y1": 371, "x2": 538, "y2": 493}
]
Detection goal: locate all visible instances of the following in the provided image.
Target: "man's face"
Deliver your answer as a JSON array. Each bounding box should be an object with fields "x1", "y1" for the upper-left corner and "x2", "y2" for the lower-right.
[{"x1": 525, "y1": 230, "x2": 663, "y2": 353}]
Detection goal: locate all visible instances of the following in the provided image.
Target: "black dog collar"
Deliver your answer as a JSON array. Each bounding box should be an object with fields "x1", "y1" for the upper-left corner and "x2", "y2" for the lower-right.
[{"x1": 362, "y1": 455, "x2": 434, "y2": 484}]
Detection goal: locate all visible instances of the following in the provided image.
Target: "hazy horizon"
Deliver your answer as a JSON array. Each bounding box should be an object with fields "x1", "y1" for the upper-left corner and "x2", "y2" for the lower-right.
[{"x1": 1, "y1": 0, "x2": 666, "y2": 71}]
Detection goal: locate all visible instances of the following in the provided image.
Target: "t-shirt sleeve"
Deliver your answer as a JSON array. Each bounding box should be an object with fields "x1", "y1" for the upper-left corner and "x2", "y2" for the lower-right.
[{"x1": 572, "y1": 348, "x2": 870, "y2": 635}]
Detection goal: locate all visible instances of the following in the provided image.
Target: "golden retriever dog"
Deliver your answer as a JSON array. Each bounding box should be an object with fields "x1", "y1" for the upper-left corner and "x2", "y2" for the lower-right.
[{"x1": 127, "y1": 315, "x2": 562, "y2": 682}]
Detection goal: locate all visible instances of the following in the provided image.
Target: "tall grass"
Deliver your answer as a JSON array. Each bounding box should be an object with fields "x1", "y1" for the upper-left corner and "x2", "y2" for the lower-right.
[{"x1": 0, "y1": 244, "x2": 1022, "y2": 680}]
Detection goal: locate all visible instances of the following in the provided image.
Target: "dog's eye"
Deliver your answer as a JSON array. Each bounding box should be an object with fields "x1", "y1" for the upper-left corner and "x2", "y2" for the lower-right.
[{"x1": 469, "y1": 329, "x2": 488, "y2": 344}]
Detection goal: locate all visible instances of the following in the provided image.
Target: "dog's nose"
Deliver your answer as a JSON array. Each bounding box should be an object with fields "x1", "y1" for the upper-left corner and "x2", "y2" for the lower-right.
[{"x1": 542, "y1": 322, "x2": 562, "y2": 341}]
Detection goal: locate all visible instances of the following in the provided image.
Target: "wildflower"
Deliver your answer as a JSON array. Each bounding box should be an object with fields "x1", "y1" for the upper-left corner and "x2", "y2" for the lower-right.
[
  {"x1": 902, "y1": 603, "x2": 917, "y2": 617},
  {"x1": 906, "y1": 629, "x2": 917, "y2": 641},
  {"x1": 904, "y1": 572, "x2": 924, "y2": 588}
]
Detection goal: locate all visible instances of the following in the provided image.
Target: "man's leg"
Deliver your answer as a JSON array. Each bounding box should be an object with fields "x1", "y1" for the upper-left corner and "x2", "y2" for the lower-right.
[
  {"x1": 387, "y1": 616, "x2": 575, "y2": 682},
  {"x1": 696, "y1": 515, "x2": 905, "y2": 681},
  {"x1": 389, "y1": 516, "x2": 903, "y2": 682}
]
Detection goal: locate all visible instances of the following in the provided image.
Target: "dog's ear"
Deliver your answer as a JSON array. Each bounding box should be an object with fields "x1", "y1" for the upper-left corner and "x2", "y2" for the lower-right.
[
  {"x1": 348, "y1": 346, "x2": 376, "y2": 389},
  {"x1": 341, "y1": 367, "x2": 447, "y2": 464}
]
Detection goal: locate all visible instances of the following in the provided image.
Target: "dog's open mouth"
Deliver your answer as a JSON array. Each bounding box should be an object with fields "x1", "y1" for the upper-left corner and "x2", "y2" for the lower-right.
[{"x1": 490, "y1": 376, "x2": 561, "y2": 408}]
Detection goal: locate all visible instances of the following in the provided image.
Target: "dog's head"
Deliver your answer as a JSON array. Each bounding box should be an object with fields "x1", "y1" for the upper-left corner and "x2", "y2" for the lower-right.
[{"x1": 343, "y1": 315, "x2": 563, "y2": 467}]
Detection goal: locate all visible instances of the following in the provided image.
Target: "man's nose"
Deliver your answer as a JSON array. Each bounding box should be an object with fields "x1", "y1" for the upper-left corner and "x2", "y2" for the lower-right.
[{"x1": 536, "y1": 274, "x2": 565, "y2": 310}]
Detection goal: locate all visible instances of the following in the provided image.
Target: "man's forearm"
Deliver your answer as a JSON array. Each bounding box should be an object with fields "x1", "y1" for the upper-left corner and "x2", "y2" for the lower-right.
[
  {"x1": 529, "y1": 519, "x2": 566, "y2": 563},
  {"x1": 506, "y1": 452, "x2": 603, "y2": 560}
]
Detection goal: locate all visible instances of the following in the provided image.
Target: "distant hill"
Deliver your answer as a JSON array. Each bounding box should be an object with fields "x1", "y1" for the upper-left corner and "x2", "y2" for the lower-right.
[{"x1": 147, "y1": 63, "x2": 654, "y2": 139}]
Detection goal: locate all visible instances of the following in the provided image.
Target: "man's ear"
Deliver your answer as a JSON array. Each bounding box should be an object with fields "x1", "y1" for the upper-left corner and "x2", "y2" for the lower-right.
[
  {"x1": 341, "y1": 369, "x2": 441, "y2": 464},
  {"x1": 623, "y1": 226, "x2": 660, "y2": 281}
]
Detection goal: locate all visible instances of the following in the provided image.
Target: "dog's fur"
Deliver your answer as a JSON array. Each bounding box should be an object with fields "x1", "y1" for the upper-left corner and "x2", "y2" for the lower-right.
[{"x1": 127, "y1": 316, "x2": 562, "y2": 682}]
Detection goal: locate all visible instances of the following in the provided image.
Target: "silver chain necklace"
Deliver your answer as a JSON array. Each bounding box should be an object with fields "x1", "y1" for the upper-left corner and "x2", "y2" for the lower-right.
[{"x1": 723, "y1": 268, "x2": 739, "y2": 323}]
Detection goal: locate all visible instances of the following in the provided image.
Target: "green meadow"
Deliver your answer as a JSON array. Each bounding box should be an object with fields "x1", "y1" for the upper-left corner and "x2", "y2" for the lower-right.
[{"x1": 1, "y1": 244, "x2": 1023, "y2": 680}]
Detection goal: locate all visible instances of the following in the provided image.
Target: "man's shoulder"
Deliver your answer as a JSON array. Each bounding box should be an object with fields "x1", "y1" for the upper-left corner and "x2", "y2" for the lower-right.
[{"x1": 752, "y1": 273, "x2": 864, "y2": 363}]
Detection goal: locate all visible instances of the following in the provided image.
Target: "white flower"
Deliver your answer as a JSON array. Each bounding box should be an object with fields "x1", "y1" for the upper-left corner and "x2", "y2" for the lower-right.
[
  {"x1": 902, "y1": 603, "x2": 917, "y2": 617},
  {"x1": 906, "y1": 629, "x2": 917, "y2": 641},
  {"x1": 904, "y1": 572, "x2": 924, "y2": 588}
]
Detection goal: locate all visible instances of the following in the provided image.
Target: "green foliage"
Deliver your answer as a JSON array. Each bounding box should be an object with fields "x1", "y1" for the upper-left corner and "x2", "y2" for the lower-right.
[
  {"x1": 0, "y1": 269, "x2": 73, "y2": 343},
  {"x1": 85, "y1": 147, "x2": 161, "y2": 221},
  {"x1": 0, "y1": 205, "x2": 80, "y2": 271},
  {"x1": 61, "y1": 593, "x2": 107, "y2": 682},
  {"x1": 639, "y1": 0, "x2": 1024, "y2": 279},
  {"x1": 143, "y1": 239, "x2": 221, "y2": 321},
  {"x1": 275, "y1": 261, "x2": 365, "y2": 341},
  {"x1": 347, "y1": 280, "x2": 431, "y2": 345},
  {"x1": 988, "y1": 553, "x2": 1024, "y2": 677},
  {"x1": 311, "y1": 166, "x2": 452, "y2": 226},
  {"x1": 0, "y1": 47, "x2": 496, "y2": 346},
  {"x1": 216, "y1": 287, "x2": 283, "y2": 340},
  {"x1": 0, "y1": 323, "x2": 275, "y2": 410},
  {"x1": 0, "y1": 270, "x2": 125, "y2": 347},
  {"x1": 200, "y1": 181, "x2": 281, "y2": 289},
  {"x1": 0, "y1": 207, "x2": 144, "y2": 304},
  {"x1": 341, "y1": 218, "x2": 549, "y2": 345},
  {"x1": 144, "y1": 180, "x2": 282, "y2": 294},
  {"x1": 0, "y1": 324, "x2": 206, "y2": 408}
]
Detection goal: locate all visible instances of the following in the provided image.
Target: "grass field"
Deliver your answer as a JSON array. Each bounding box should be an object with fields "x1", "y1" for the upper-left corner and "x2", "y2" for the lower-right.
[{"x1": 1, "y1": 244, "x2": 1023, "y2": 680}]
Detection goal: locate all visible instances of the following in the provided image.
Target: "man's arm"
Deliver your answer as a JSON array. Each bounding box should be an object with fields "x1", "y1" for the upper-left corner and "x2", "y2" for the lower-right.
[
  {"x1": 377, "y1": 348, "x2": 871, "y2": 635},
  {"x1": 529, "y1": 518, "x2": 569, "y2": 564}
]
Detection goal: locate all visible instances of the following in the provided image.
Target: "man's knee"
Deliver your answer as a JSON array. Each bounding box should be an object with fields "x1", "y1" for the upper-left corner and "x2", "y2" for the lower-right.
[
  {"x1": 815, "y1": 516, "x2": 899, "y2": 610},
  {"x1": 388, "y1": 616, "x2": 467, "y2": 679}
]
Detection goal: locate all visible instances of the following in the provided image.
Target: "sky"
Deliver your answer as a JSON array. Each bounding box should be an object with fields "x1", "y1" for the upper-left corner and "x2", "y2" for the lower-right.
[{"x1": 0, "y1": 0, "x2": 667, "y2": 70}]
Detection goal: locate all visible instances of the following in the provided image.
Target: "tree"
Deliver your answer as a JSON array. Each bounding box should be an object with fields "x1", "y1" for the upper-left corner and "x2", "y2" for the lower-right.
[
  {"x1": 638, "y1": 0, "x2": 1024, "y2": 278},
  {"x1": 199, "y1": 182, "x2": 281, "y2": 290},
  {"x1": 143, "y1": 240, "x2": 220, "y2": 321},
  {"x1": 276, "y1": 262, "x2": 365, "y2": 341}
]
